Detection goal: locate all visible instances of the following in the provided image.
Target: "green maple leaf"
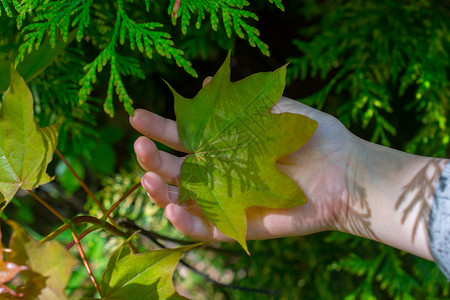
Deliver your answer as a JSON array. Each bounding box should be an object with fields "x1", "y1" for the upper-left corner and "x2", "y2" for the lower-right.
[
  {"x1": 170, "y1": 52, "x2": 318, "y2": 253},
  {"x1": 100, "y1": 241, "x2": 199, "y2": 299},
  {"x1": 5, "y1": 220, "x2": 77, "y2": 300},
  {"x1": 0, "y1": 68, "x2": 59, "y2": 211}
]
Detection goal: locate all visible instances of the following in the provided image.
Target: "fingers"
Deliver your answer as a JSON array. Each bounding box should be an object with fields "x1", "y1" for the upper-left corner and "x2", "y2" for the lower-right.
[
  {"x1": 142, "y1": 172, "x2": 179, "y2": 207},
  {"x1": 142, "y1": 171, "x2": 231, "y2": 242},
  {"x1": 137, "y1": 75, "x2": 234, "y2": 242},
  {"x1": 165, "y1": 203, "x2": 232, "y2": 242},
  {"x1": 130, "y1": 109, "x2": 188, "y2": 153},
  {"x1": 202, "y1": 76, "x2": 213, "y2": 87},
  {"x1": 130, "y1": 75, "x2": 212, "y2": 152},
  {"x1": 134, "y1": 136, "x2": 184, "y2": 184}
]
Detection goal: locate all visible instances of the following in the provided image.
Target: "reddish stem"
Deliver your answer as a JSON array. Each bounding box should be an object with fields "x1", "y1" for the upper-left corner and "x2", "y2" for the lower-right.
[
  {"x1": 55, "y1": 149, "x2": 106, "y2": 213},
  {"x1": 55, "y1": 148, "x2": 119, "y2": 227},
  {"x1": 103, "y1": 182, "x2": 141, "y2": 220},
  {"x1": 66, "y1": 216, "x2": 127, "y2": 250},
  {"x1": 71, "y1": 230, "x2": 102, "y2": 297},
  {"x1": 27, "y1": 190, "x2": 67, "y2": 222}
]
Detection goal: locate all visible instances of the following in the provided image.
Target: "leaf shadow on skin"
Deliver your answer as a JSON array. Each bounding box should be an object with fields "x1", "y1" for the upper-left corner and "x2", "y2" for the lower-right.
[
  {"x1": 346, "y1": 183, "x2": 378, "y2": 241},
  {"x1": 395, "y1": 158, "x2": 444, "y2": 242}
]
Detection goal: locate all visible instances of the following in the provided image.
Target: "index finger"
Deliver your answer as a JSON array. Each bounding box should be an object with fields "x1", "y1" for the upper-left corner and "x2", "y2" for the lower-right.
[{"x1": 130, "y1": 109, "x2": 189, "y2": 153}]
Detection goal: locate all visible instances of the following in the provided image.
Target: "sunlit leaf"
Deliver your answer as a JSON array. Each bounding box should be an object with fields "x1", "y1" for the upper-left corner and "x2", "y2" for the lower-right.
[
  {"x1": 0, "y1": 69, "x2": 59, "y2": 211},
  {"x1": 5, "y1": 220, "x2": 77, "y2": 300},
  {"x1": 170, "y1": 52, "x2": 317, "y2": 252},
  {"x1": 100, "y1": 242, "x2": 199, "y2": 299}
]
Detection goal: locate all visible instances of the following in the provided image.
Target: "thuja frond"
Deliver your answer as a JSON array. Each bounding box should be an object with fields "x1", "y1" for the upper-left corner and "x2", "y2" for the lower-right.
[
  {"x1": 288, "y1": 0, "x2": 450, "y2": 150},
  {"x1": 267, "y1": 0, "x2": 284, "y2": 12},
  {"x1": 16, "y1": 0, "x2": 92, "y2": 66},
  {"x1": 33, "y1": 47, "x2": 100, "y2": 157},
  {"x1": 79, "y1": 0, "x2": 197, "y2": 117},
  {"x1": 10, "y1": 0, "x2": 276, "y2": 117},
  {"x1": 170, "y1": 0, "x2": 281, "y2": 56},
  {"x1": 0, "y1": 0, "x2": 14, "y2": 17},
  {"x1": 118, "y1": 6, "x2": 196, "y2": 76}
]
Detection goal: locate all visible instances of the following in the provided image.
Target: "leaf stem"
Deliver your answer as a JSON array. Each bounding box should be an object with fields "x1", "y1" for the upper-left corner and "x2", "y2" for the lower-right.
[
  {"x1": 40, "y1": 223, "x2": 70, "y2": 243},
  {"x1": 27, "y1": 190, "x2": 67, "y2": 222},
  {"x1": 55, "y1": 149, "x2": 106, "y2": 213},
  {"x1": 65, "y1": 216, "x2": 127, "y2": 250},
  {"x1": 70, "y1": 230, "x2": 102, "y2": 297},
  {"x1": 65, "y1": 226, "x2": 97, "y2": 251},
  {"x1": 103, "y1": 182, "x2": 141, "y2": 220}
]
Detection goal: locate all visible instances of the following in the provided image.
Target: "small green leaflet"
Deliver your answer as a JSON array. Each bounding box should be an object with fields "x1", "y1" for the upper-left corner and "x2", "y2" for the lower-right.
[
  {"x1": 170, "y1": 52, "x2": 318, "y2": 253},
  {"x1": 5, "y1": 220, "x2": 77, "y2": 299},
  {"x1": 100, "y1": 241, "x2": 199, "y2": 299},
  {"x1": 0, "y1": 68, "x2": 59, "y2": 212}
]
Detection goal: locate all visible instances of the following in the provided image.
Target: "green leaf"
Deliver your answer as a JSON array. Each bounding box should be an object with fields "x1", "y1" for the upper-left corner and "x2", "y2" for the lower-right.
[
  {"x1": 0, "y1": 68, "x2": 59, "y2": 211},
  {"x1": 4, "y1": 220, "x2": 77, "y2": 300},
  {"x1": 100, "y1": 242, "x2": 199, "y2": 299},
  {"x1": 170, "y1": 52, "x2": 318, "y2": 252},
  {"x1": 0, "y1": 31, "x2": 75, "y2": 93}
]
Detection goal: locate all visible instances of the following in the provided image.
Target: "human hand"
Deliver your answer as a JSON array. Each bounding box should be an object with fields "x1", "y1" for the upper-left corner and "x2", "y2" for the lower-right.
[{"x1": 130, "y1": 77, "x2": 363, "y2": 243}]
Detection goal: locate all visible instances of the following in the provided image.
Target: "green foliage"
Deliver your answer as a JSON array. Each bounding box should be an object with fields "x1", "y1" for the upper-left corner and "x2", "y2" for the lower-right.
[
  {"x1": 0, "y1": 0, "x2": 280, "y2": 118},
  {"x1": 1, "y1": 1, "x2": 450, "y2": 299},
  {"x1": 0, "y1": 72, "x2": 202, "y2": 299},
  {"x1": 171, "y1": 52, "x2": 317, "y2": 252},
  {"x1": 170, "y1": 0, "x2": 276, "y2": 56},
  {"x1": 0, "y1": 69, "x2": 58, "y2": 210},
  {"x1": 288, "y1": 0, "x2": 450, "y2": 155},
  {"x1": 100, "y1": 241, "x2": 198, "y2": 299}
]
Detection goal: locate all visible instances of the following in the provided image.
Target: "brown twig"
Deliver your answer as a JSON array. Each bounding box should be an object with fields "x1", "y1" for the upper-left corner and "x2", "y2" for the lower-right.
[
  {"x1": 103, "y1": 182, "x2": 141, "y2": 219},
  {"x1": 55, "y1": 149, "x2": 104, "y2": 211},
  {"x1": 65, "y1": 216, "x2": 127, "y2": 250},
  {"x1": 71, "y1": 230, "x2": 102, "y2": 297},
  {"x1": 27, "y1": 190, "x2": 67, "y2": 222},
  {"x1": 40, "y1": 223, "x2": 70, "y2": 243},
  {"x1": 55, "y1": 148, "x2": 120, "y2": 227}
]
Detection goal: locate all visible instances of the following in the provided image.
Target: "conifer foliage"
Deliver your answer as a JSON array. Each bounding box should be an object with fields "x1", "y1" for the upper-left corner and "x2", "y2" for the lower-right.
[{"x1": 1, "y1": 0, "x2": 280, "y2": 117}]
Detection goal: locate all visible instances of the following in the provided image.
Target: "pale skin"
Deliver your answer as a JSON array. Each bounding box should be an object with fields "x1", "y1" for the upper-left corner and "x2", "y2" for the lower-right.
[{"x1": 130, "y1": 77, "x2": 448, "y2": 261}]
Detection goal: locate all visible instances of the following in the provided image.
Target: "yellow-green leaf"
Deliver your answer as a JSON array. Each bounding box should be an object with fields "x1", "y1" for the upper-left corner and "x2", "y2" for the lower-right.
[
  {"x1": 100, "y1": 242, "x2": 199, "y2": 299},
  {"x1": 5, "y1": 220, "x2": 77, "y2": 300},
  {"x1": 0, "y1": 69, "x2": 59, "y2": 212},
  {"x1": 170, "y1": 52, "x2": 318, "y2": 252}
]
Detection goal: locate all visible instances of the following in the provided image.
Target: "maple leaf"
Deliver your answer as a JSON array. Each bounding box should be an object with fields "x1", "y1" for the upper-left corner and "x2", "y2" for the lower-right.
[
  {"x1": 170, "y1": 52, "x2": 318, "y2": 252},
  {"x1": 100, "y1": 241, "x2": 199, "y2": 299},
  {"x1": 4, "y1": 220, "x2": 77, "y2": 300},
  {"x1": 0, "y1": 224, "x2": 28, "y2": 298},
  {"x1": 0, "y1": 68, "x2": 59, "y2": 212}
]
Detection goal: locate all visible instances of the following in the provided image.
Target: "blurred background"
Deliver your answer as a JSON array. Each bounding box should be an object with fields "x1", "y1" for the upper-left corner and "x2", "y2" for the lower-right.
[{"x1": 1, "y1": 0, "x2": 449, "y2": 299}]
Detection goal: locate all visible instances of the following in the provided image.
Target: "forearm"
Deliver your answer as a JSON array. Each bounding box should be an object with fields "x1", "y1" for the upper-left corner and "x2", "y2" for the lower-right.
[{"x1": 344, "y1": 138, "x2": 448, "y2": 260}]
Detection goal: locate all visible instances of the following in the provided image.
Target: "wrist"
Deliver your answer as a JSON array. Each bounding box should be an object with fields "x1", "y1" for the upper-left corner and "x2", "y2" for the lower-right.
[{"x1": 341, "y1": 138, "x2": 448, "y2": 260}]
